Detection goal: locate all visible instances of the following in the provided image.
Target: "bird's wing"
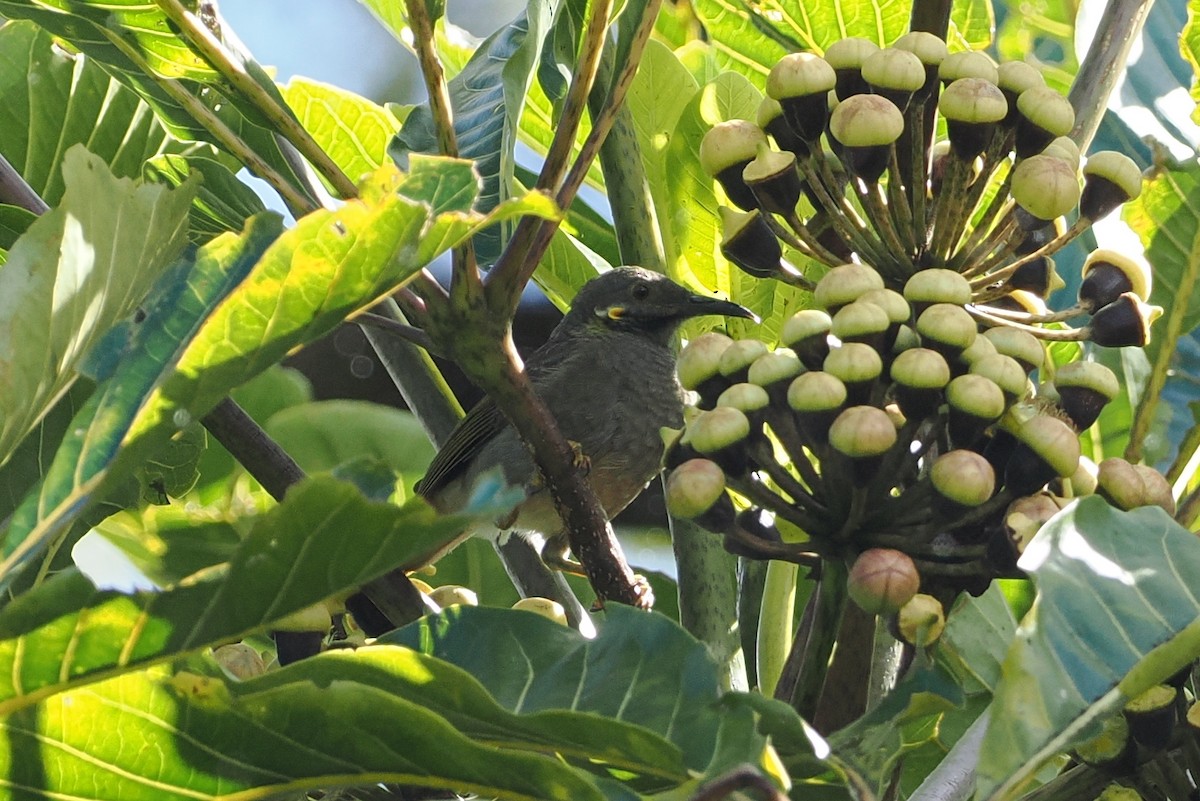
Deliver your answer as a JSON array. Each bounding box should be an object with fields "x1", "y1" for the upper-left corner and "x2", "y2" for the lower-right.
[
  {"x1": 415, "y1": 336, "x2": 574, "y2": 501},
  {"x1": 415, "y1": 396, "x2": 507, "y2": 500}
]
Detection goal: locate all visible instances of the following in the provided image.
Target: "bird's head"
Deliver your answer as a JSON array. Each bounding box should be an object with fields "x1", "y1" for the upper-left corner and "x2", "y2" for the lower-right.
[{"x1": 564, "y1": 267, "x2": 756, "y2": 345}]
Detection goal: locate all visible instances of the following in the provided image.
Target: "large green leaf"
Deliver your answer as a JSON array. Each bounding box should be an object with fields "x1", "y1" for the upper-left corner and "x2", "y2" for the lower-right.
[
  {"x1": 995, "y1": 0, "x2": 1077, "y2": 91},
  {"x1": 143, "y1": 154, "x2": 267, "y2": 244},
  {"x1": 690, "y1": 0, "x2": 992, "y2": 82},
  {"x1": 0, "y1": 476, "x2": 476, "y2": 716},
  {"x1": 392, "y1": 5, "x2": 558, "y2": 264},
  {"x1": 0, "y1": 656, "x2": 609, "y2": 801},
  {"x1": 977, "y1": 497, "x2": 1200, "y2": 800},
  {"x1": 282, "y1": 76, "x2": 403, "y2": 184},
  {"x1": 0, "y1": 0, "x2": 306, "y2": 196},
  {"x1": 0, "y1": 21, "x2": 188, "y2": 205},
  {"x1": 384, "y1": 604, "x2": 769, "y2": 775},
  {"x1": 0, "y1": 145, "x2": 196, "y2": 468},
  {"x1": 0, "y1": 210, "x2": 283, "y2": 590}
]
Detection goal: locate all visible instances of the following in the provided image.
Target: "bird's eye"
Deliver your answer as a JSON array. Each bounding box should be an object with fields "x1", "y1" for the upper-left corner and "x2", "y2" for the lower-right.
[{"x1": 631, "y1": 281, "x2": 651, "y2": 300}]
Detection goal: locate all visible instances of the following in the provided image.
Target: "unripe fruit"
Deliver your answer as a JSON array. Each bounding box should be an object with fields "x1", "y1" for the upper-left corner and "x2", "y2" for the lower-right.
[
  {"x1": 916, "y1": 303, "x2": 977, "y2": 360},
  {"x1": 938, "y1": 51, "x2": 998, "y2": 84},
  {"x1": 717, "y1": 382, "x2": 771, "y2": 414},
  {"x1": 939, "y1": 77, "x2": 1008, "y2": 157},
  {"x1": 831, "y1": 299, "x2": 891, "y2": 349},
  {"x1": 688, "y1": 406, "x2": 752, "y2": 457},
  {"x1": 996, "y1": 61, "x2": 1044, "y2": 112},
  {"x1": 829, "y1": 94, "x2": 905, "y2": 182},
  {"x1": 969, "y1": 353, "x2": 1028, "y2": 404},
  {"x1": 1042, "y1": 135, "x2": 1081, "y2": 166},
  {"x1": 666, "y1": 458, "x2": 730, "y2": 518},
  {"x1": 757, "y1": 96, "x2": 807, "y2": 157},
  {"x1": 513, "y1": 597, "x2": 569, "y2": 625},
  {"x1": 701, "y1": 120, "x2": 769, "y2": 210},
  {"x1": 1053, "y1": 361, "x2": 1118, "y2": 430},
  {"x1": 1081, "y1": 151, "x2": 1142, "y2": 221},
  {"x1": 897, "y1": 593, "x2": 946, "y2": 646},
  {"x1": 890, "y1": 347, "x2": 950, "y2": 418},
  {"x1": 719, "y1": 338, "x2": 770, "y2": 382},
  {"x1": 1004, "y1": 493, "x2": 1067, "y2": 555},
  {"x1": 983, "y1": 327, "x2": 1044, "y2": 373},
  {"x1": 429, "y1": 585, "x2": 479, "y2": 608},
  {"x1": 862, "y1": 48, "x2": 925, "y2": 110},
  {"x1": 767, "y1": 53, "x2": 837, "y2": 142},
  {"x1": 931, "y1": 450, "x2": 996, "y2": 508},
  {"x1": 780, "y1": 309, "x2": 832, "y2": 369},
  {"x1": 1135, "y1": 464, "x2": 1175, "y2": 515},
  {"x1": 848, "y1": 548, "x2": 921, "y2": 614},
  {"x1": 788, "y1": 371, "x2": 848, "y2": 442},
  {"x1": 748, "y1": 349, "x2": 804, "y2": 390},
  {"x1": 823, "y1": 342, "x2": 883, "y2": 405},
  {"x1": 904, "y1": 268, "x2": 973, "y2": 311},
  {"x1": 1096, "y1": 456, "x2": 1146, "y2": 511},
  {"x1": 946, "y1": 374, "x2": 1007, "y2": 447},
  {"x1": 1014, "y1": 85, "x2": 1075, "y2": 158},
  {"x1": 1005, "y1": 415, "x2": 1081, "y2": 496},
  {"x1": 678, "y1": 332, "x2": 735, "y2": 406},
  {"x1": 214, "y1": 643, "x2": 268, "y2": 680},
  {"x1": 1011, "y1": 155, "x2": 1080, "y2": 224},
  {"x1": 829, "y1": 405, "x2": 898, "y2": 486},
  {"x1": 957, "y1": 331, "x2": 998, "y2": 368},
  {"x1": 824, "y1": 36, "x2": 879, "y2": 99},
  {"x1": 814, "y1": 263, "x2": 886, "y2": 313},
  {"x1": 743, "y1": 144, "x2": 803, "y2": 214}
]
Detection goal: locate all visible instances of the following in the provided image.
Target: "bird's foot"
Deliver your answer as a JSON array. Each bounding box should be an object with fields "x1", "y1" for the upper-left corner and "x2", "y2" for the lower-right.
[
  {"x1": 541, "y1": 532, "x2": 587, "y2": 576},
  {"x1": 568, "y1": 440, "x2": 591, "y2": 474}
]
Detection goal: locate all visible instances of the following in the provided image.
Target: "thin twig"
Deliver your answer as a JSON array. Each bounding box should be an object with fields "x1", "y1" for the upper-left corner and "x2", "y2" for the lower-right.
[
  {"x1": 403, "y1": 0, "x2": 459, "y2": 159},
  {"x1": 0, "y1": 153, "x2": 49, "y2": 214},
  {"x1": 355, "y1": 311, "x2": 441, "y2": 355},
  {"x1": 96, "y1": 25, "x2": 316, "y2": 217},
  {"x1": 153, "y1": 0, "x2": 359, "y2": 199}
]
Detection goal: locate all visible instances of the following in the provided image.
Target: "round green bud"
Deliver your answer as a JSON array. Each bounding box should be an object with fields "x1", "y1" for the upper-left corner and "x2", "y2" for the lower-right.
[
  {"x1": 1080, "y1": 249, "x2": 1152, "y2": 309},
  {"x1": 916, "y1": 303, "x2": 978, "y2": 357},
  {"x1": 748, "y1": 349, "x2": 804, "y2": 389},
  {"x1": 957, "y1": 330, "x2": 997, "y2": 367},
  {"x1": 829, "y1": 405, "x2": 897, "y2": 458},
  {"x1": 1011, "y1": 154, "x2": 1080, "y2": 222},
  {"x1": 823, "y1": 341, "x2": 884, "y2": 385},
  {"x1": 848, "y1": 547, "x2": 921, "y2": 614},
  {"x1": 1016, "y1": 415, "x2": 1081, "y2": 479},
  {"x1": 946, "y1": 373, "x2": 1007, "y2": 421},
  {"x1": 815, "y1": 262, "x2": 886, "y2": 312},
  {"x1": 679, "y1": 332, "x2": 734, "y2": 395},
  {"x1": 891, "y1": 347, "x2": 951, "y2": 388},
  {"x1": 688, "y1": 406, "x2": 752, "y2": 455},
  {"x1": 1042, "y1": 135, "x2": 1081, "y2": 166},
  {"x1": 904, "y1": 268, "x2": 973, "y2": 309},
  {"x1": 1015, "y1": 86, "x2": 1076, "y2": 158},
  {"x1": 788, "y1": 371, "x2": 847, "y2": 413},
  {"x1": 768, "y1": 52, "x2": 837, "y2": 101},
  {"x1": 831, "y1": 299, "x2": 891, "y2": 346},
  {"x1": 931, "y1": 450, "x2": 996, "y2": 507},
  {"x1": 513, "y1": 597, "x2": 569, "y2": 625},
  {"x1": 1054, "y1": 361, "x2": 1118, "y2": 429},
  {"x1": 862, "y1": 48, "x2": 926, "y2": 103},
  {"x1": 1081, "y1": 151, "x2": 1142, "y2": 221},
  {"x1": 666, "y1": 458, "x2": 729, "y2": 519},
  {"x1": 717, "y1": 382, "x2": 771, "y2": 413},
  {"x1": 939, "y1": 77, "x2": 1008, "y2": 124},
  {"x1": 718, "y1": 338, "x2": 770, "y2": 381},
  {"x1": 969, "y1": 353, "x2": 1029, "y2": 403},
  {"x1": 938, "y1": 50, "x2": 998, "y2": 84},
  {"x1": 214, "y1": 643, "x2": 268, "y2": 680},
  {"x1": 857, "y1": 288, "x2": 910, "y2": 326},
  {"x1": 829, "y1": 94, "x2": 905, "y2": 146},
  {"x1": 983, "y1": 326, "x2": 1044, "y2": 373},
  {"x1": 996, "y1": 60, "x2": 1045, "y2": 98},
  {"x1": 430, "y1": 584, "x2": 479, "y2": 608},
  {"x1": 893, "y1": 31, "x2": 948, "y2": 67},
  {"x1": 897, "y1": 593, "x2": 946, "y2": 646},
  {"x1": 781, "y1": 308, "x2": 832, "y2": 369},
  {"x1": 700, "y1": 119, "x2": 768, "y2": 177}
]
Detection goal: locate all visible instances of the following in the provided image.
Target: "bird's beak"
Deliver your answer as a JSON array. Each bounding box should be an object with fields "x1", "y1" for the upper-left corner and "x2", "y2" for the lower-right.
[{"x1": 683, "y1": 293, "x2": 759, "y2": 323}]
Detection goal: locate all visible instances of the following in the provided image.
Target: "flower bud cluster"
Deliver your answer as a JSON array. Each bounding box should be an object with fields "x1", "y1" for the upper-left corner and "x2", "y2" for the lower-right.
[
  {"x1": 700, "y1": 35, "x2": 1162, "y2": 348},
  {"x1": 666, "y1": 258, "x2": 1173, "y2": 615}
]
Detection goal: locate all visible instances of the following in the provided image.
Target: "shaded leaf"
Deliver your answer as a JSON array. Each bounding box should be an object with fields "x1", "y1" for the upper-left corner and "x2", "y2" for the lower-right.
[
  {"x1": 0, "y1": 476, "x2": 477, "y2": 715},
  {"x1": 978, "y1": 497, "x2": 1200, "y2": 800},
  {"x1": 0, "y1": 656, "x2": 608, "y2": 801},
  {"x1": 143, "y1": 154, "x2": 267, "y2": 244},
  {"x1": 384, "y1": 604, "x2": 768, "y2": 773},
  {"x1": 0, "y1": 146, "x2": 196, "y2": 467}
]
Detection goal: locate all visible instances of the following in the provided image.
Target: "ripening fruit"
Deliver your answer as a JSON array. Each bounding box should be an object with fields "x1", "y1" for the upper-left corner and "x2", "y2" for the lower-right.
[
  {"x1": 429, "y1": 584, "x2": 479, "y2": 608},
  {"x1": 513, "y1": 597, "x2": 570, "y2": 625},
  {"x1": 848, "y1": 548, "x2": 921, "y2": 614}
]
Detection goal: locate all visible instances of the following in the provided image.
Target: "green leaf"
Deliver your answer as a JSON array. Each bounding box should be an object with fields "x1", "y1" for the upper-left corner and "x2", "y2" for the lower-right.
[
  {"x1": 0, "y1": 476, "x2": 477, "y2": 716},
  {"x1": 0, "y1": 2, "x2": 305, "y2": 195},
  {"x1": 977, "y1": 497, "x2": 1200, "y2": 800},
  {"x1": 0, "y1": 205, "x2": 37, "y2": 250},
  {"x1": 384, "y1": 604, "x2": 768, "y2": 774},
  {"x1": 0, "y1": 21, "x2": 186, "y2": 205},
  {"x1": 282, "y1": 76, "x2": 403, "y2": 184},
  {"x1": 995, "y1": 0, "x2": 1076, "y2": 90},
  {"x1": 0, "y1": 146, "x2": 196, "y2": 468},
  {"x1": 94, "y1": 502, "x2": 242, "y2": 588},
  {"x1": 689, "y1": 0, "x2": 992, "y2": 83},
  {"x1": 143, "y1": 154, "x2": 267, "y2": 244},
  {"x1": 0, "y1": 655, "x2": 609, "y2": 801},
  {"x1": 1176, "y1": 0, "x2": 1200, "y2": 126},
  {"x1": 391, "y1": 7, "x2": 555, "y2": 263},
  {"x1": 0, "y1": 211, "x2": 283, "y2": 590}
]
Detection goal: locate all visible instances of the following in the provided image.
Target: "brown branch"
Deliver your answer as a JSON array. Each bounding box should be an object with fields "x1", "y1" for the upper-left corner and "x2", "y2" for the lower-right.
[{"x1": 688, "y1": 765, "x2": 788, "y2": 801}]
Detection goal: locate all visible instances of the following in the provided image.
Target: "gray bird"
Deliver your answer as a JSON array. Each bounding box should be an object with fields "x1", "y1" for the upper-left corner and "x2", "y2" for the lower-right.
[{"x1": 415, "y1": 266, "x2": 754, "y2": 570}]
